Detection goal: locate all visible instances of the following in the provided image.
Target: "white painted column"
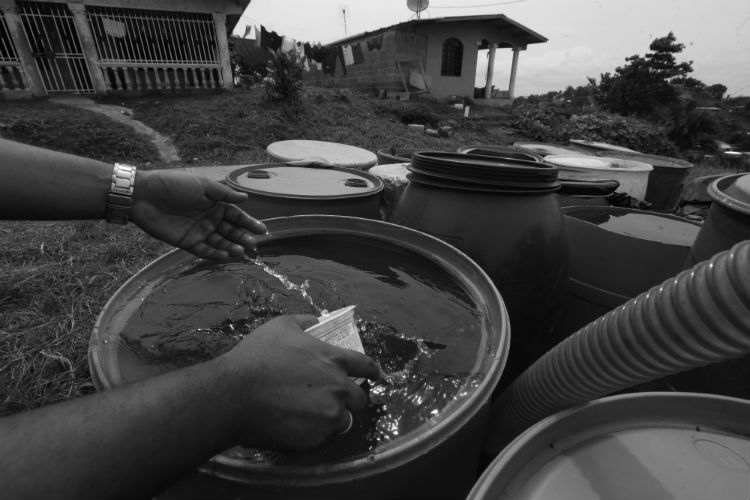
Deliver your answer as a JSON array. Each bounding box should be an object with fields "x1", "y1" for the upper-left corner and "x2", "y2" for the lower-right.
[
  {"x1": 483, "y1": 42, "x2": 497, "y2": 99},
  {"x1": 1, "y1": 0, "x2": 45, "y2": 95},
  {"x1": 68, "y1": 2, "x2": 108, "y2": 93},
  {"x1": 213, "y1": 13, "x2": 233, "y2": 90},
  {"x1": 508, "y1": 47, "x2": 521, "y2": 100}
]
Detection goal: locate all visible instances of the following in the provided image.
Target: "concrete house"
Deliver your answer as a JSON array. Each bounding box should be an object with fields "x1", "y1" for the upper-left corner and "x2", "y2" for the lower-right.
[
  {"x1": 304, "y1": 14, "x2": 547, "y2": 104},
  {"x1": 0, "y1": 0, "x2": 249, "y2": 97}
]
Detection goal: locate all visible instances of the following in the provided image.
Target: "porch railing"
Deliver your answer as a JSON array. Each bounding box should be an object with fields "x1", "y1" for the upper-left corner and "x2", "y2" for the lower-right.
[{"x1": 97, "y1": 62, "x2": 223, "y2": 91}]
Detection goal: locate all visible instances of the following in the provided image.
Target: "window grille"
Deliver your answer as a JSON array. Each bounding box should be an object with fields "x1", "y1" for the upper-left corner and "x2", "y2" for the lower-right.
[
  {"x1": 18, "y1": 1, "x2": 93, "y2": 93},
  {"x1": 441, "y1": 38, "x2": 463, "y2": 77},
  {"x1": 86, "y1": 6, "x2": 218, "y2": 65}
]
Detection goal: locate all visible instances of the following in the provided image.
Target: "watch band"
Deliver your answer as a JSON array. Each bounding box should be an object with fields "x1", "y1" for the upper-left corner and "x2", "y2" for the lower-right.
[{"x1": 106, "y1": 163, "x2": 136, "y2": 224}]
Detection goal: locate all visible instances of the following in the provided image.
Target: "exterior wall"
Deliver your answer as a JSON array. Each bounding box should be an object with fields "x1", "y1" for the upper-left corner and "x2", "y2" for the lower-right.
[
  {"x1": 303, "y1": 28, "x2": 427, "y2": 93},
  {"x1": 413, "y1": 21, "x2": 527, "y2": 98}
]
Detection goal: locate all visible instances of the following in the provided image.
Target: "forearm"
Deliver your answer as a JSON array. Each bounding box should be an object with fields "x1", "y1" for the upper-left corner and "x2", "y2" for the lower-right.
[
  {"x1": 0, "y1": 138, "x2": 115, "y2": 220},
  {"x1": 0, "y1": 358, "x2": 242, "y2": 499}
]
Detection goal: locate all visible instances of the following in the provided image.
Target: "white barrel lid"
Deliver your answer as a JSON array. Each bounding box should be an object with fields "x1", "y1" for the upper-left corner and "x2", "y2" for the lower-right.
[
  {"x1": 471, "y1": 393, "x2": 750, "y2": 500},
  {"x1": 226, "y1": 164, "x2": 383, "y2": 199},
  {"x1": 513, "y1": 142, "x2": 583, "y2": 157},
  {"x1": 569, "y1": 139, "x2": 639, "y2": 153},
  {"x1": 267, "y1": 140, "x2": 378, "y2": 169},
  {"x1": 368, "y1": 162, "x2": 410, "y2": 182},
  {"x1": 545, "y1": 155, "x2": 653, "y2": 172}
]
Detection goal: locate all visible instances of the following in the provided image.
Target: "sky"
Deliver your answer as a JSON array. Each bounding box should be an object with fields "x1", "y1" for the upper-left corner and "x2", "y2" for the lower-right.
[{"x1": 233, "y1": 0, "x2": 750, "y2": 97}]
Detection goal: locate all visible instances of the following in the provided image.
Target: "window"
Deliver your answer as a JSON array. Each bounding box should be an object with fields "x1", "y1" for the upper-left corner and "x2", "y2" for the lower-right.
[{"x1": 441, "y1": 38, "x2": 463, "y2": 76}]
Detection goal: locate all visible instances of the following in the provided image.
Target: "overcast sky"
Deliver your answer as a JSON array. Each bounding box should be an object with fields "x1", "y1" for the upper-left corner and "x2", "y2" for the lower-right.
[{"x1": 234, "y1": 0, "x2": 750, "y2": 97}]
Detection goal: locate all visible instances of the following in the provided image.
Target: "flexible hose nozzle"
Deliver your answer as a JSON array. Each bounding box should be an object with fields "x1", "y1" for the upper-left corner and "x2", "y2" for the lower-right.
[{"x1": 485, "y1": 240, "x2": 750, "y2": 455}]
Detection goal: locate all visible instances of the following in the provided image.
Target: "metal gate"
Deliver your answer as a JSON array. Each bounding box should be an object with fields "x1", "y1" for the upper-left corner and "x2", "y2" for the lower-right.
[{"x1": 18, "y1": 1, "x2": 93, "y2": 94}]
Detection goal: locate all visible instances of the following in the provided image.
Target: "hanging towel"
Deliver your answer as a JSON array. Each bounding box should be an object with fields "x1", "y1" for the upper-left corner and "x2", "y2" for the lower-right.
[
  {"x1": 342, "y1": 45, "x2": 354, "y2": 66},
  {"x1": 281, "y1": 36, "x2": 295, "y2": 54},
  {"x1": 352, "y1": 43, "x2": 364, "y2": 65},
  {"x1": 102, "y1": 17, "x2": 126, "y2": 39},
  {"x1": 261, "y1": 26, "x2": 282, "y2": 51}
]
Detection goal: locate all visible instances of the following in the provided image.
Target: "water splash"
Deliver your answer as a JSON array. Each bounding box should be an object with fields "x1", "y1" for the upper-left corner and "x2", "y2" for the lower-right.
[{"x1": 248, "y1": 256, "x2": 325, "y2": 315}]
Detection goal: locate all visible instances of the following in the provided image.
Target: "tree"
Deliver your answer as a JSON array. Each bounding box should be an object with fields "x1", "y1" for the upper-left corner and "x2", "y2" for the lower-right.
[{"x1": 596, "y1": 32, "x2": 693, "y2": 117}]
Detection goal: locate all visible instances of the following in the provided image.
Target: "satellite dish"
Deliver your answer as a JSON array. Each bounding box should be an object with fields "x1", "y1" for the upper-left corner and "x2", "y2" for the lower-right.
[{"x1": 407, "y1": 0, "x2": 429, "y2": 16}]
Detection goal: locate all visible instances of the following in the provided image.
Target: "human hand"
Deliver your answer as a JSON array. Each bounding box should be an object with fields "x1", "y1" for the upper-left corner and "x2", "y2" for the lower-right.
[
  {"x1": 216, "y1": 315, "x2": 381, "y2": 451},
  {"x1": 130, "y1": 170, "x2": 266, "y2": 260}
]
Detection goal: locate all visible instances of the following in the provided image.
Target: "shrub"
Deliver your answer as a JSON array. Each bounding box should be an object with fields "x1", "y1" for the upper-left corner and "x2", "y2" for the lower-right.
[{"x1": 263, "y1": 49, "x2": 304, "y2": 102}]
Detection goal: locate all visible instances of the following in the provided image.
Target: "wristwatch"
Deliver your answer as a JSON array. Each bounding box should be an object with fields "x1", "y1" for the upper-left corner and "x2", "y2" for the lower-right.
[{"x1": 106, "y1": 162, "x2": 137, "y2": 224}]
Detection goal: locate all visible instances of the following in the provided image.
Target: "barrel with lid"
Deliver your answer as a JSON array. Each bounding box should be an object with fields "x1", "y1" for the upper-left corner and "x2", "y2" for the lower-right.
[
  {"x1": 512, "y1": 142, "x2": 587, "y2": 157},
  {"x1": 469, "y1": 392, "x2": 750, "y2": 500},
  {"x1": 544, "y1": 154, "x2": 653, "y2": 200},
  {"x1": 225, "y1": 164, "x2": 383, "y2": 220},
  {"x1": 375, "y1": 147, "x2": 440, "y2": 165},
  {"x1": 89, "y1": 216, "x2": 510, "y2": 499},
  {"x1": 567, "y1": 138, "x2": 638, "y2": 154},
  {"x1": 390, "y1": 152, "x2": 568, "y2": 389},
  {"x1": 597, "y1": 150, "x2": 694, "y2": 211},
  {"x1": 556, "y1": 178, "x2": 619, "y2": 207},
  {"x1": 266, "y1": 140, "x2": 378, "y2": 170},
  {"x1": 457, "y1": 145, "x2": 544, "y2": 163}
]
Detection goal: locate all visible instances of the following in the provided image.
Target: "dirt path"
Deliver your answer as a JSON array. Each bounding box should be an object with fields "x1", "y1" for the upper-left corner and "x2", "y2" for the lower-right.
[{"x1": 50, "y1": 96, "x2": 181, "y2": 163}]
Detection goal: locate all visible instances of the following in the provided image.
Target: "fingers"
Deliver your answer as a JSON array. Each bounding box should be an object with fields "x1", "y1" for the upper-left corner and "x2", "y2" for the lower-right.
[
  {"x1": 223, "y1": 205, "x2": 267, "y2": 235},
  {"x1": 330, "y1": 348, "x2": 381, "y2": 381},
  {"x1": 188, "y1": 242, "x2": 230, "y2": 261},
  {"x1": 202, "y1": 178, "x2": 249, "y2": 205},
  {"x1": 341, "y1": 379, "x2": 368, "y2": 412}
]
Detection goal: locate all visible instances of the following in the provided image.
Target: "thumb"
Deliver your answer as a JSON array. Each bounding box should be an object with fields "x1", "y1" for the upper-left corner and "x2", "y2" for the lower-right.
[{"x1": 203, "y1": 179, "x2": 248, "y2": 204}]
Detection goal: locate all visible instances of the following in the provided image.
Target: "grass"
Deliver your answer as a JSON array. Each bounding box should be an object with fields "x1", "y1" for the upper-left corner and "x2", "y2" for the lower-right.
[{"x1": 1, "y1": 88, "x2": 747, "y2": 417}]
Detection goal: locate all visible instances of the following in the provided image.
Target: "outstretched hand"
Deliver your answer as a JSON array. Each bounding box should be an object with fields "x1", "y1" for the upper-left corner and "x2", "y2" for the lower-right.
[
  {"x1": 218, "y1": 315, "x2": 381, "y2": 451},
  {"x1": 131, "y1": 170, "x2": 266, "y2": 260}
]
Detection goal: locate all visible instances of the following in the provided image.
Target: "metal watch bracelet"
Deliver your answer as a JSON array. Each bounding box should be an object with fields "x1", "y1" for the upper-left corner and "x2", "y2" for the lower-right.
[{"x1": 106, "y1": 163, "x2": 136, "y2": 224}]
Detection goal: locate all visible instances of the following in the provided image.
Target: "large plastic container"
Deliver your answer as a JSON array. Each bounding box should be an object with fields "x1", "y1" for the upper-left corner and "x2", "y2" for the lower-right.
[
  {"x1": 512, "y1": 142, "x2": 586, "y2": 157},
  {"x1": 224, "y1": 163, "x2": 383, "y2": 220},
  {"x1": 597, "y1": 150, "x2": 694, "y2": 211},
  {"x1": 89, "y1": 216, "x2": 510, "y2": 500},
  {"x1": 266, "y1": 140, "x2": 378, "y2": 170},
  {"x1": 390, "y1": 152, "x2": 568, "y2": 389},
  {"x1": 544, "y1": 154, "x2": 653, "y2": 200},
  {"x1": 556, "y1": 178, "x2": 619, "y2": 208},
  {"x1": 557, "y1": 206, "x2": 701, "y2": 338},
  {"x1": 684, "y1": 173, "x2": 750, "y2": 268},
  {"x1": 471, "y1": 392, "x2": 750, "y2": 500},
  {"x1": 375, "y1": 147, "x2": 440, "y2": 165},
  {"x1": 567, "y1": 138, "x2": 638, "y2": 154},
  {"x1": 457, "y1": 145, "x2": 544, "y2": 163}
]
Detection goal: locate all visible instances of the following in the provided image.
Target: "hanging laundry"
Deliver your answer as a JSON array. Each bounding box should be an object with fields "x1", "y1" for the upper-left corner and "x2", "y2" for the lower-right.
[
  {"x1": 102, "y1": 17, "x2": 126, "y2": 39},
  {"x1": 342, "y1": 45, "x2": 354, "y2": 66},
  {"x1": 260, "y1": 26, "x2": 282, "y2": 51},
  {"x1": 304, "y1": 59, "x2": 310, "y2": 72},
  {"x1": 352, "y1": 43, "x2": 364, "y2": 65},
  {"x1": 295, "y1": 41, "x2": 305, "y2": 60},
  {"x1": 321, "y1": 46, "x2": 337, "y2": 75},
  {"x1": 316, "y1": 61, "x2": 322, "y2": 71},
  {"x1": 337, "y1": 46, "x2": 348, "y2": 75},
  {"x1": 366, "y1": 34, "x2": 383, "y2": 51},
  {"x1": 242, "y1": 24, "x2": 255, "y2": 39},
  {"x1": 281, "y1": 36, "x2": 295, "y2": 54}
]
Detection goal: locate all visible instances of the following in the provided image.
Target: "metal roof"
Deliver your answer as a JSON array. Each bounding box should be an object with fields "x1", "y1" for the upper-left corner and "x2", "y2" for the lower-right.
[{"x1": 328, "y1": 14, "x2": 547, "y2": 46}]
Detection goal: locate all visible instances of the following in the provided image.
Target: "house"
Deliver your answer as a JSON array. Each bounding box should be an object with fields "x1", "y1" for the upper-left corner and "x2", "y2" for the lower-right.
[
  {"x1": 303, "y1": 14, "x2": 547, "y2": 104},
  {"x1": 0, "y1": 0, "x2": 250, "y2": 97}
]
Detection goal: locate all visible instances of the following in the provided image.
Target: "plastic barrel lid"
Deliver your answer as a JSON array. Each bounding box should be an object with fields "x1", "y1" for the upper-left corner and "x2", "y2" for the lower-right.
[
  {"x1": 569, "y1": 139, "x2": 638, "y2": 153},
  {"x1": 545, "y1": 155, "x2": 653, "y2": 172},
  {"x1": 266, "y1": 140, "x2": 378, "y2": 169},
  {"x1": 514, "y1": 142, "x2": 582, "y2": 157},
  {"x1": 225, "y1": 164, "x2": 383, "y2": 199},
  {"x1": 596, "y1": 150, "x2": 693, "y2": 169},
  {"x1": 470, "y1": 392, "x2": 750, "y2": 500}
]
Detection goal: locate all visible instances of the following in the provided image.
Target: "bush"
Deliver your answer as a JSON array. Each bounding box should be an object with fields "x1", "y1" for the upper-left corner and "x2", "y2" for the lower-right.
[
  {"x1": 263, "y1": 50, "x2": 304, "y2": 102},
  {"x1": 511, "y1": 102, "x2": 678, "y2": 155}
]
